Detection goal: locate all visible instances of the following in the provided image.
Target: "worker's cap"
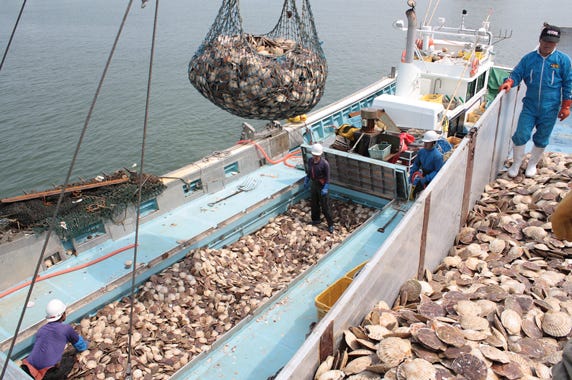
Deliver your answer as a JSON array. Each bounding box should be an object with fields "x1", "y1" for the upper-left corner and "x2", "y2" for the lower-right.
[
  {"x1": 311, "y1": 143, "x2": 323, "y2": 156},
  {"x1": 422, "y1": 130, "x2": 440, "y2": 143},
  {"x1": 45, "y1": 299, "x2": 67, "y2": 322},
  {"x1": 540, "y1": 24, "x2": 560, "y2": 43}
]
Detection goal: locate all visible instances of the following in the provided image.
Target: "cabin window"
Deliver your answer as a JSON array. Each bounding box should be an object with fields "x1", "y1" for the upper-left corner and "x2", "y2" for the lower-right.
[
  {"x1": 183, "y1": 179, "x2": 202, "y2": 196},
  {"x1": 139, "y1": 199, "x2": 158, "y2": 218},
  {"x1": 224, "y1": 162, "x2": 239, "y2": 178},
  {"x1": 477, "y1": 72, "x2": 486, "y2": 93},
  {"x1": 74, "y1": 222, "x2": 106, "y2": 245},
  {"x1": 466, "y1": 79, "x2": 476, "y2": 102}
]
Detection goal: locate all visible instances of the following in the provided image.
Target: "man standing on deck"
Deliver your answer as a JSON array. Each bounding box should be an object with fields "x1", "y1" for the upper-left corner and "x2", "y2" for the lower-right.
[
  {"x1": 21, "y1": 299, "x2": 88, "y2": 380},
  {"x1": 304, "y1": 143, "x2": 334, "y2": 233},
  {"x1": 499, "y1": 23, "x2": 572, "y2": 178}
]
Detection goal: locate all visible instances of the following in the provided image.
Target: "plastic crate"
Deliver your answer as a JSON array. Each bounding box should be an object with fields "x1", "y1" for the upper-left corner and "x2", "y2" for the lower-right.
[
  {"x1": 368, "y1": 142, "x2": 391, "y2": 160},
  {"x1": 344, "y1": 261, "x2": 367, "y2": 280},
  {"x1": 315, "y1": 277, "x2": 352, "y2": 320}
]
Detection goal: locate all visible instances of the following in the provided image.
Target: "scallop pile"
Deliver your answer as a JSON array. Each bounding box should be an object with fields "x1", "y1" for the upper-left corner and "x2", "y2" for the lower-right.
[
  {"x1": 314, "y1": 151, "x2": 572, "y2": 380},
  {"x1": 188, "y1": 34, "x2": 327, "y2": 120},
  {"x1": 63, "y1": 199, "x2": 374, "y2": 380}
]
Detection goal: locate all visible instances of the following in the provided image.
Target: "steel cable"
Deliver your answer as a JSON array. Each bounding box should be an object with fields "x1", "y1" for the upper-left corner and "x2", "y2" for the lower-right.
[{"x1": 125, "y1": 0, "x2": 159, "y2": 378}]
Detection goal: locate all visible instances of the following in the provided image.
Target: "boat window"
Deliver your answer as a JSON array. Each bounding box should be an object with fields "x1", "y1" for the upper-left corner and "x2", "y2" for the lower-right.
[
  {"x1": 224, "y1": 162, "x2": 239, "y2": 178},
  {"x1": 466, "y1": 79, "x2": 476, "y2": 101},
  {"x1": 477, "y1": 72, "x2": 486, "y2": 92},
  {"x1": 74, "y1": 222, "x2": 106, "y2": 245},
  {"x1": 183, "y1": 179, "x2": 203, "y2": 196},
  {"x1": 139, "y1": 199, "x2": 158, "y2": 218}
]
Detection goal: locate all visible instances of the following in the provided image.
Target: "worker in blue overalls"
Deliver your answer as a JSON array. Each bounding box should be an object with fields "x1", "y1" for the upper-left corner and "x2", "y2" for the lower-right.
[
  {"x1": 304, "y1": 143, "x2": 334, "y2": 233},
  {"x1": 499, "y1": 24, "x2": 572, "y2": 178},
  {"x1": 409, "y1": 130, "x2": 444, "y2": 199}
]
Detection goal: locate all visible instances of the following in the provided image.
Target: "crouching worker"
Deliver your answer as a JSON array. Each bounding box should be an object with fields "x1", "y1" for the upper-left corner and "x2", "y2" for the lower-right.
[
  {"x1": 21, "y1": 299, "x2": 88, "y2": 379},
  {"x1": 409, "y1": 130, "x2": 444, "y2": 199}
]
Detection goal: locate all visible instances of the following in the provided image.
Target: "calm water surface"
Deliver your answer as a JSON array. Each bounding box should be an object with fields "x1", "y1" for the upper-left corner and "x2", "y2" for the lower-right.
[{"x1": 0, "y1": 0, "x2": 570, "y2": 197}]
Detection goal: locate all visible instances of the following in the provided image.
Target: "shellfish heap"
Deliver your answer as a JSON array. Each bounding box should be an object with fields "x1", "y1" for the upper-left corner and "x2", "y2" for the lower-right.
[
  {"x1": 61, "y1": 199, "x2": 374, "y2": 380},
  {"x1": 314, "y1": 151, "x2": 572, "y2": 380},
  {"x1": 188, "y1": 34, "x2": 327, "y2": 120}
]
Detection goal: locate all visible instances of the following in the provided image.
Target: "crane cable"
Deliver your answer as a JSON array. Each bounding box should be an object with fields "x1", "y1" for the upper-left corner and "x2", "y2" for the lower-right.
[
  {"x1": 124, "y1": 0, "x2": 160, "y2": 378},
  {"x1": 0, "y1": 0, "x2": 27, "y2": 73},
  {"x1": 0, "y1": 1, "x2": 135, "y2": 379}
]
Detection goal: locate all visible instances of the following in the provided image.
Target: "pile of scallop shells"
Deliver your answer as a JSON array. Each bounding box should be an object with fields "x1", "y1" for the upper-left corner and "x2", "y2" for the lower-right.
[
  {"x1": 314, "y1": 151, "x2": 572, "y2": 380},
  {"x1": 188, "y1": 33, "x2": 327, "y2": 120},
  {"x1": 64, "y1": 199, "x2": 374, "y2": 380}
]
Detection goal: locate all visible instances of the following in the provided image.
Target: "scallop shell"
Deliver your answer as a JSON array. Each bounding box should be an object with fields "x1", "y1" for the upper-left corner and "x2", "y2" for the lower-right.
[
  {"x1": 500, "y1": 309, "x2": 522, "y2": 335},
  {"x1": 434, "y1": 324, "x2": 466, "y2": 347},
  {"x1": 522, "y1": 226, "x2": 547, "y2": 240},
  {"x1": 541, "y1": 310, "x2": 572, "y2": 337},
  {"x1": 314, "y1": 355, "x2": 334, "y2": 380},
  {"x1": 342, "y1": 355, "x2": 374, "y2": 375},
  {"x1": 490, "y1": 361, "x2": 524, "y2": 379},
  {"x1": 376, "y1": 337, "x2": 412, "y2": 367},
  {"x1": 365, "y1": 324, "x2": 390, "y2": 341},
  {"x1": 454, "y1": 300, "x2": 482, "y2": 317},
  {"x1": 478, "y1": 344, "x2": 510, "y2": 363},
  {"x1": 317, "y1": 370, "x2": 346, "y2": 380},
  {"x1": 460, "y1": 315, "x2": 490, "y2": 331},
  {"x1": 396, "y1": 358, "x2": 437, "y2": 380},
  {"x1": 415, "y1": 328, "x2": 447, "y2": 351},
  {"x1": 399, "y1": 279, "x2": 422, "y2": 303},
  {"x1": 450, "y1": 353, "x2": 487, "y2": 380}
]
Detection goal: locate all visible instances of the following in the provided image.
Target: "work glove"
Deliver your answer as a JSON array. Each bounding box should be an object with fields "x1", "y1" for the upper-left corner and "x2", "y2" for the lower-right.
[
  {"x1": 303, "y1": 176, "x2": 310, "y2": 189},
  {"x1": 498, "y1": 78, "x2": 514, "y2": 93},
  {"x1": 558, "y1": 99, "x2": 572, "y2": 121},
  {"x1": 321, "y1": 183, "x2": 329, "y2": 196},
  {"x1": 413, "y1": 177, "x2": 423, "y2": 187},
  {"x1": 73, "y1": 336, "x2": 88, "y2": 352}
]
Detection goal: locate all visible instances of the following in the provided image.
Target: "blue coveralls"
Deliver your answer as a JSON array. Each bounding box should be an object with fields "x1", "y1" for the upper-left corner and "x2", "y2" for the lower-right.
[
  {"x1": 306, "y1": 157, "x2": 333, "y2": 227},
  {"x1": 409, "y1": 147, "x2": 444, "y2": 186},
  {"x1": 508, "y1": 48, "x2": 572, "y2": 147}
]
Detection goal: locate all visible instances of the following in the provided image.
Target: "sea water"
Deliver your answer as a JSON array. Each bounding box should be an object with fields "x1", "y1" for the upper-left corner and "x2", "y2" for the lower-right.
[{"x1": 0, "y1": 0, "x2": 570, "y2": 197}]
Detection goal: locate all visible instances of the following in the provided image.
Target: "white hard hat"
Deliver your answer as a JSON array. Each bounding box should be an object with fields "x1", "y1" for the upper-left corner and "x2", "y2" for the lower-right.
[
  {"x1": 422, "y1": 130, "x2": 440, "y2": 143},
  {"x1": 311, "y1": 143, "x2": 323, "y2": 156},
  {"x1": 45, "y1": 299, "x2": 66, "y2": 322}
]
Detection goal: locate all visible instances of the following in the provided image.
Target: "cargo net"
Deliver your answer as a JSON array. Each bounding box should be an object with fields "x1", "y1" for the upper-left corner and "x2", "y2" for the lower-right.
[
  {"x1": 0, "y1": 170, "x2": 166, "y2": 240},
  {"x1": 188, "y1": 0, "x2": 327, "y2": 120}
]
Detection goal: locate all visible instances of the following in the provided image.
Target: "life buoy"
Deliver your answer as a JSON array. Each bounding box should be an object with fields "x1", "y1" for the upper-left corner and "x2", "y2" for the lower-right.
[{"x1": 470, "y1": 57, "x2": 479, "y2": 76}]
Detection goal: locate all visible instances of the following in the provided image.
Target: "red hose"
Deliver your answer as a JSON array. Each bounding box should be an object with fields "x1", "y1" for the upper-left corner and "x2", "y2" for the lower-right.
[{"x1": 0, "y1": 243, "x2": 137, "y2": 299}]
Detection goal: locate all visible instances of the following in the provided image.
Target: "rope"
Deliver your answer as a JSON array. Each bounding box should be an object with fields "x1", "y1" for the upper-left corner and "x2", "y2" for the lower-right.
[
  {"x1": 0, "y1": 0, "x2": 27, "y2": 72},
  {"x1": 0, "y1": 2, "x2": 135, "y2": 379},
  {"x1": 125, "y1": 0, "x2": 159, "y2": 378}
]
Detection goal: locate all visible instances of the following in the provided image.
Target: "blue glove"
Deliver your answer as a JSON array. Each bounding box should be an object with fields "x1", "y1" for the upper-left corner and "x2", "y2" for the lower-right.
[
  {"x1": 413, "y1": 177, "x2": 423, "y2": 187},
  {"x1": 321, "y1": 183, "x2": 329, "y2": 196},
  {"x1": 73, "y1": 335, "x2": 88, "y2": 352},
  {"x1": 304, "y1": 176, "x2": 310, "y2": 189}
]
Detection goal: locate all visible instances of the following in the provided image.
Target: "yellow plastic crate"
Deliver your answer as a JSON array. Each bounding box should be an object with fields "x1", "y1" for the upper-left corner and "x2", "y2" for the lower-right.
[
  {"x1": 344, "y1": 261, "x2": 368, "y2": 280},
  {"x1": 315, "y1": 277, "x2": 352, "y2": 320}
]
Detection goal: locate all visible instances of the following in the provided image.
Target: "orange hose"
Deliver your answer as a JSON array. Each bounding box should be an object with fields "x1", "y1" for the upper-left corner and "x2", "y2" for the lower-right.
[{"x1": 0, "y1": 243, "x2": 137, "y2": 299}]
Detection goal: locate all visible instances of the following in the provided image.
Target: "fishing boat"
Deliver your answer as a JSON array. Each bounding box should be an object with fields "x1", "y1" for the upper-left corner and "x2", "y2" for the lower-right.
[{"x1": 1, "y1": 0, "x2": 571, "y2": 379}]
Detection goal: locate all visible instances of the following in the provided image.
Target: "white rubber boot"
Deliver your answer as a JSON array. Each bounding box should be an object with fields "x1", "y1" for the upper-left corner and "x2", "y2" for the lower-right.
[
  {"x1": 525, "y1": 146, "x2": 545, "y2": 177},
  {"x1": 508, "y1": 145, "x2": 525, "y2": 178}
]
